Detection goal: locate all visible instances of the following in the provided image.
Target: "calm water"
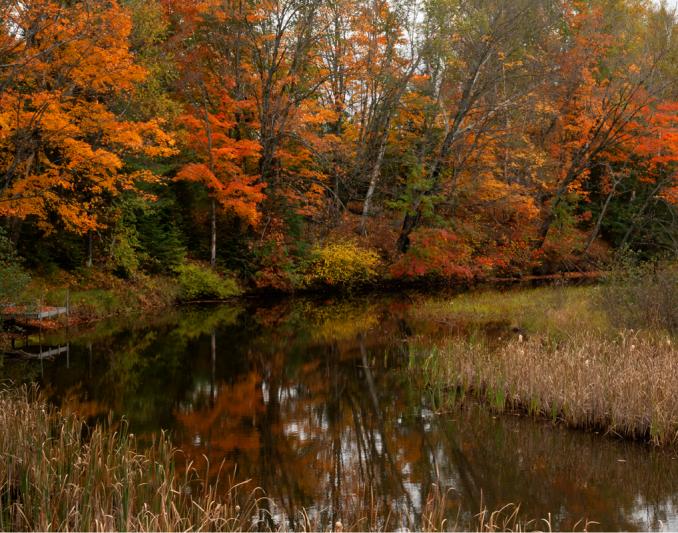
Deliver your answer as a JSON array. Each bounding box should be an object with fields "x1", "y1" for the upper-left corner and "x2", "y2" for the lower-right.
[{"x1": 4, "y1": 291, "x2": 678, "y2": 530}]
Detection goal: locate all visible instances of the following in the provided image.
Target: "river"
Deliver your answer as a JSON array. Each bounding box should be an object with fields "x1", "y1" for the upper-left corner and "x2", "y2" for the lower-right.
[{"x1": 4, "y1": 288, "x2": 678, "y2": 531}]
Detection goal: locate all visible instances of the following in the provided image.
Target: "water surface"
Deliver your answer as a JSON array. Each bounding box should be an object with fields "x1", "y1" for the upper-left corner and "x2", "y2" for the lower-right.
[{"x1": 4, "y1": 290, "x2": 677, "y2": 530}]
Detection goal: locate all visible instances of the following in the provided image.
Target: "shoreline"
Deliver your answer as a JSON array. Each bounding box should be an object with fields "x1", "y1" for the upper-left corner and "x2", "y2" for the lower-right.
[
  {"x1": 420, "y1": 330, "x2": 678, "y2": 449},
  {"x1": 1, "y1": 269, "x2": 604, "y2": 334}
]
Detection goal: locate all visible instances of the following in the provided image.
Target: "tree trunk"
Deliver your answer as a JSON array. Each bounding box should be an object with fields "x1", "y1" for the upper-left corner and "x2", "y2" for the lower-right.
[
  {"x1": 395, "y1": 137, "x2": 449, "y2": 253},
  {"x1": 359, "y1": 130, "x2": 389, "y2": 235},
  {"x1": 86, "y1": 231, "x2": 93, "y2": 268},
  {"x1": 537, "y1": 210, "x2": 556, "y2": 247},
  {"x1": 396, "y1": 210, "x2": 420, "y2": 253},
  {"x1": 200, "y1": 85, "x2": 218, "y2": 269},
  {"x1": 358, "y1": 59, "x2": 420, "y2": 236},
  {"x1": 584, "y1": 178, "x2": 619, "y2": 254},
  {"x1": 620, "y1": 180, "x2": 664, "y2": 249},
  {"x1": 259, "y1": 135, "x2": 277, "y2": 183},
  {"x1": 210, "y1": 330, "x2": 216, "y2": 402},
  {"x1": 210, "y1": 198, "x2": 217, "y2": 269},
  {"x1": 396, "y1": 48, "x2": 492, "y2": 253},
  {"x1": 536, "y1": 166, "x2": 584, "y2": 248}
]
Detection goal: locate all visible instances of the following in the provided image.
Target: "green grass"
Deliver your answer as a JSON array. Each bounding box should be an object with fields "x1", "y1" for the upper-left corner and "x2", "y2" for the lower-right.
[
  {"x1": 412, "y1": 284, "x2": 611, "y2": 338},
  {"x1": 12, "y1": 271, "x2": 180, "y2": 323}
]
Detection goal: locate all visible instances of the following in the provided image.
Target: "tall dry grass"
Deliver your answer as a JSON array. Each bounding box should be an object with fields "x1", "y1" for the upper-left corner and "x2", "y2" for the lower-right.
[
  {"x1": 420, "y1": 484, "x2": 594, "y2": 533},
  {"x1": 0, "y1": 385, "x2": 572, "y2": 532},
  {"x1": 0, "y1": 385, "x2": 263, "y2": 532},
  {"x1": 423, "y1": 330, "x2": 678, "y2": 447}
]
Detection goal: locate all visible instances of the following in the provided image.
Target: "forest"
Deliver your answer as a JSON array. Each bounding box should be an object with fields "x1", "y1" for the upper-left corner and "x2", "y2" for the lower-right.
[
  {"x1": 2, "y1": 2, "x2": 678, "y2": 531},
  {"x1": 1, "y1": 0, "x2": 677, "y2": 298}
]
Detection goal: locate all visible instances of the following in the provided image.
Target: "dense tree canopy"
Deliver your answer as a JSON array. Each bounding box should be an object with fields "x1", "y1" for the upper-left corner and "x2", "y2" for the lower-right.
[{"x1": 1, "y1": 0, "x2": 676, "y2": 287}]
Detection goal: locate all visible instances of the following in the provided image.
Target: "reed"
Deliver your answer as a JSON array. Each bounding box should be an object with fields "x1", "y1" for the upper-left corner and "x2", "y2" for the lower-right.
[
  {"x1": 0, "y1": 385, "x2": 578, "y2": 532},
  {"x1": 0, "y1": 384, "x2": 264, "y2": 532},
  {"x1": 423, "y1": 329, "x2": 678, "y2": 446}
]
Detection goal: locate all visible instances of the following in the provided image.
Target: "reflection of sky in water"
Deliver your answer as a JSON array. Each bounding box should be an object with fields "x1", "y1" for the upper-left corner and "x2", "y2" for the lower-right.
[
  {"x1": 186, "y1": 360, "x2": 677, "y2": 531},
  {"x1": 631, "y1": 496, "x2": 678, "y2": 532},
  {"x1": 17, "y1": 295, "x2": 678, "y2": 531}
]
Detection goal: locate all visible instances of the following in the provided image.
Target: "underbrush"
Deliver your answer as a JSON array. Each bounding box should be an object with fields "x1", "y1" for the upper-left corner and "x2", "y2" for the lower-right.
[
  {"x1": 16, "y1": 270, "x2": 180, "y2": 323},
  {"x1": 5, "y1": 261, "x2": 244, "y2": 325},
  {"x1": 301, "y1": 241, "x2": 381, "y2": 290},
  {"x1": 174, "y1": 263, "x2": 241, "y2": 301},
  {"x1": 600, "y1": 259, "x2": 677, "y2": 333}
]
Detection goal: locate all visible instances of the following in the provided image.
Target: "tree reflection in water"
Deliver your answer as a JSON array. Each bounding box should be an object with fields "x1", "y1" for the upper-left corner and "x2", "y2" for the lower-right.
[{"x1": 12, "y1": 295, "x2": 678, "y2": 531}]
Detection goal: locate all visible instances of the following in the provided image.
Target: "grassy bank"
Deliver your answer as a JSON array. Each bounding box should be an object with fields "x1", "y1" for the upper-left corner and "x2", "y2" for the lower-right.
[
  {"x1": 410, "y1": 284, "x2": 609, "y2": 340},
  {"x1": 418, "y1": 263, "x2": 678, "y2": 447},
  {"x1": 422, "y1": 331, "x2": 678, "y2": 446},
  {"x1": 1, "y1": 262, "x2": 245, "y2": 333},
  {"x1": 0, "y1": 386, "x2": 575, "y2": 532},
  {"x1": 5, "y1": 270, "x2": 178, "y2": 327}
]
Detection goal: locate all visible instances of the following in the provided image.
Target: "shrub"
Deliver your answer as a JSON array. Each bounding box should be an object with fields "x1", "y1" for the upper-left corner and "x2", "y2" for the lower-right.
[
  {"x1": 600, "y1": 254, "x2": 678, "y2": 333},
  {"x1": 108, "y1": 224, "x2": 143, "y2": 278},
  {"x1": 252, "y1": 239, "x2": 296, "y2": 292},
  {"x1": 302, "y1": 241, "x2": 380, "y2": 288},
  {"x1": 174, "y1": 263, "x2": 241, "y2": 301},
  {"x1": 0, "y1": 227, "x2": 30, "y2": 304},
  {"x1": 390, "y1": 228, "x2": 474, "y2": 281}
]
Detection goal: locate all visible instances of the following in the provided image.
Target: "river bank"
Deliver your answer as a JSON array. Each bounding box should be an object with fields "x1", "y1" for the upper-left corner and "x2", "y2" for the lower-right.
[
  {"x1": 422, "y1": 330, "x2": 678, "y2": 447},
  {"x1": 415, "y1": 271, "x2": 678, "y2": 448},
  {"x1": 2, "y1": 265, "x2": 604, "y2": 335}
]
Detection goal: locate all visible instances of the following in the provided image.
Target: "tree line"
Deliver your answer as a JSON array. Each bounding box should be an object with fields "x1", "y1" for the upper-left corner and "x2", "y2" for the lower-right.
[{"x1": 1, "y1": 0, "x2": 677, "y2": 289}]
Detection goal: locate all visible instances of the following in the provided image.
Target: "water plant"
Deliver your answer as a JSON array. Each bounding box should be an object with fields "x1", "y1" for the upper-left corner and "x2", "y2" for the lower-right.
[
  {"x1": 422, "y1": 329, "x2": 678, "y2": 447},
  {"x1": 0, "y1": 385, "x2": 576, "y2": 532}
]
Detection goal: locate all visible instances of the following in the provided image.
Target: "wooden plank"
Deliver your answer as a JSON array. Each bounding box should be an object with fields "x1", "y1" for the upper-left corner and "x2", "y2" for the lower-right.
[
  {"x1": 37, "y1": 307, "x2": 68, "y2": 319},
  {"x1": 1, "y1": 306, "x2": 68, "y2": 320},
  {"x1": 4, "y1": 345, "x2": 69, "y2": 359},
  {"x1": 35, "y1": 345, "x2": 69, "y2": 358}
]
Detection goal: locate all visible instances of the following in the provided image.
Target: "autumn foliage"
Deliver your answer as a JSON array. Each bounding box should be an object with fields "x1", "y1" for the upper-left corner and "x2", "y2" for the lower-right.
[
  {"x1": 0, "y1": 0, "x2": 176, "y2": 234},
  {"x1": 0, "y1": 0, "x2": 677, "y2": 289}
]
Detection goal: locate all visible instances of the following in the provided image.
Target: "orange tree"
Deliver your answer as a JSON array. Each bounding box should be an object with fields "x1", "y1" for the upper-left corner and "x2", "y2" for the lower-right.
[
  {"x1": 0, "y1": 0, "x2": 175, "y2": 242},
  {"x1": 534, "y1": 0, "x2": 671, "y2": 249}
]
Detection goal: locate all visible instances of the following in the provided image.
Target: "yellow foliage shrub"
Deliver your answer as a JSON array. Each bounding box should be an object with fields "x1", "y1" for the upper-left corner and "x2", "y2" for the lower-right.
[{"x1": 303, "y1": 241, "x2": 381, "y2": 288}]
